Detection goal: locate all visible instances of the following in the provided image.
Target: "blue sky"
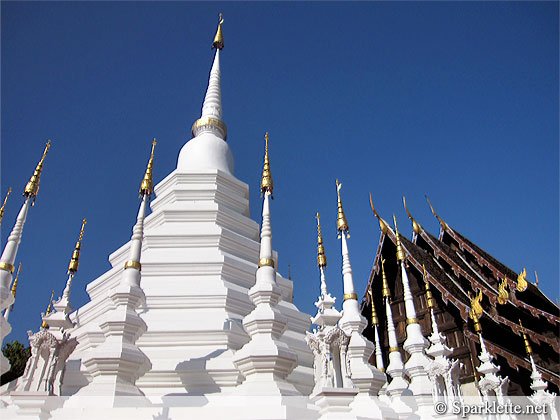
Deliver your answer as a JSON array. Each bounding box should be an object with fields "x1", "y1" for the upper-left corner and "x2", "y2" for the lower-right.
[{"x1": 1, "y1": 2, "x2": 558, "y2": 345}]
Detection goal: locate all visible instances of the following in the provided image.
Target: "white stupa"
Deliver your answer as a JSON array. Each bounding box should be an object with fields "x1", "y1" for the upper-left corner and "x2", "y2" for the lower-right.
[{"x1": 58, "y1": 16, "x2": 314, "y2": 398}]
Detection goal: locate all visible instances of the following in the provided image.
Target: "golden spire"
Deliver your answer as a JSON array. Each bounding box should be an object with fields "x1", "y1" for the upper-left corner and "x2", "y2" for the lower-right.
[
  {"x1": 403, "y1": 196, "x2": 423, "y2": 235},
  {"x1": 381, "y1": 257, "x2": 391, "y2": 298},
  {"x1": 469, "y1": 290, "x2": 483, "y2": 334},
  {"x1": 497, "y1": 276, "x2": 509, "y2": 305},
  {"x1": 336, "y1": 180, "x2": 349, "y2": 237},
  {"x1": 519, "y1": 319, "x2": 532, "y2": 356},
  {"x1": 369, "y1": 192, "x2": 390, "y2": 234},
  {"x1": 212, "y1": 13, "x2": 224, "y2": 50},
  {"x1": 516, "y1": 267, "x2": 528, "y2": 292},
  {"x1": 393, "y1": 215, "x2": 405, "y2": 262},
  {"x1": 0, "y1": 188, "x2": 12, "y2": 227},
  {"x1": 534, "y1": 271, "x2": 539, "y2": 288},
  {"x1": 41, "y1": 290, "x2": 55, "y2": 329},
  {"x1": 425, "y1": 195, "x2": 448, "y2": 231},
  {"x1": 140, "y1": 139, "x2": 157, "y2": 198},
  {"x1": 367, "y1": 289, "x2": 379, "y2": 326},
  {"x1": 9, "y1": 262, "x2": 22, "y2": 312},
  {"x1": 424, "y1": 265, "x2": 435, "y2": 310},
  {"x1": 24, "y1": 140, "x2": 51, "y2": 204},
  {"x1": 260, "y1": 133, "x2": 273, "y2": 196},
  {"x1": 68, "y1": 219, "x2": 87, "y2": 274},
  {"x1": 316, "y1": 212, "x2": 327, "y2": 268}
]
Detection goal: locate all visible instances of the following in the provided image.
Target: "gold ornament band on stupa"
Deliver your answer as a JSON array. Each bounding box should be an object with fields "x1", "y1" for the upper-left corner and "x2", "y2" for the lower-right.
[
  {"x1": 406, "y1": 318, "x2": 419, "y2": 325},
  {"x1": 389, "y1": 346, "x2": 400, "y2": 353},
  {"x1": 191, "y1": 116, "x2": 228, "y2": 140},
  {"x1": 343, "y1": 293, "x2": 358, "y2": 301},
  {"x1": 0, "y1": 262, "x2": 15, "y2": 273},
  {"x1": 258, "y1": 258, "x2": 275, "y2": 268},
  {"x1": 124, "y1": 260, "x2": 142, "y2": 271}
]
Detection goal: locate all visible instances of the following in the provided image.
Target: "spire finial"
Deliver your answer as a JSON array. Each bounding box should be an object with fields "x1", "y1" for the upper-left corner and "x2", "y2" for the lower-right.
[
  {"x1": 9, "y1": 262, "x2": 22, "y2": 312},
  {"x1": 425, "y1": 195, "x2": 448, "y2": 231},
  {"x1": 367, "y1": 289, "x2": 379, "y2": 326},
  {"x1": 369, "y1": 192, "x2": 389, "y2": 234},
  {"x1": 336, "y1": 180, "x2": 349, "y2": 238},
  {"x1": 393, "y1": 215, "x2": 405, "y2": 262},
  {"x1": 381, "y1": 257, "x2": 391, "y2": 298},
  {"x1": 316, "y1": 212, "x2": 327, "y2": 268},
  {"x1": 288, "y1": 264, "x2": 291, "y2": 281},
  {"x1": 41, "y1": 289, "x2": 55, "y2": 329},
  {"x1": 24, "y1": 140, "x2": 51, "y2": 205},
  {"x1": 68, "y1": 219, "x2": 87, "y2": 274},
  {"x1": 469, "y1": 290, "x2": 483, "y2": 334},
  {"x1": 140, "y1": 139, "x2": 157, "y2": 198},
  {"x1": 534, "y1": 271, "x2": 539, "y2": 288},
  {"x1": 519, "y1": 319, "x2": 532, "y2": 356},
  {"x1": 403, "y1": 195, "x2": 423, "y2": 235},
  {"x1": 260, "y1": 132, "x2": 274, "y2": 197},
  {"x1": 0, "y1": 188, "x2": 12, "y2": 227},
  {"x1": 424, "y1": 265, "x2": 435, "y2": 310},
  {"x1": 212, "y1": 13, "x2": 224, "y2": 50}
]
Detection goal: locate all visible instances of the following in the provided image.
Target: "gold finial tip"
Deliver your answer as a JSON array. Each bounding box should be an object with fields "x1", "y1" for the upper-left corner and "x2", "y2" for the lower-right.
[{"x1": 212, "y1": 13, "x2": 224, "y2": 50}]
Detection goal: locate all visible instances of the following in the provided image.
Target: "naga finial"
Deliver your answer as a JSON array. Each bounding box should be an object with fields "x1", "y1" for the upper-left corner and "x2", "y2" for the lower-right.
[
  {"x1": 516, "y1": 267, "x2": 528, "y2": 292},
  {"x1": 497, "y1": 276, "x2": 509, "y2": 305},
  {"x1": 403, "y1": 195, "x2": 423, "y2": 235},
  {"x1": 212, "y1": 13, "x2": 224, "y2": 50},
  {"x1": 425, "y1": 195, "x2": 448, "y2": 231},
  {"x1": 534, "y1": 271, "x2": 539, "y2": 288},
  {"x1": 369, "y1": 192, "x2": 389, "y2": 234},
  {"x1": 469, "y1": 289, "x2": 483, "y2": 333}
]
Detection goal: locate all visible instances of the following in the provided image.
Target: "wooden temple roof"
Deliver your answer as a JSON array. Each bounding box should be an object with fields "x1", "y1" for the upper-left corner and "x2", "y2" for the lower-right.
[{"x1": 361, "y1": 217, "x2": 560, "y2": 392}]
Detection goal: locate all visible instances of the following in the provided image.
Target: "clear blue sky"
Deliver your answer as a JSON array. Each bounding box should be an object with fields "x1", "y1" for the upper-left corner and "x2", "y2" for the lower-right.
[{"x1": 2, "y1": 2, "x2": 558, "y2": 346}]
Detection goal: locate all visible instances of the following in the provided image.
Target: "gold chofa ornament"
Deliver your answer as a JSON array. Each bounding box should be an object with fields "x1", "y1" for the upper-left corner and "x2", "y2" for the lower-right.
[
  {"x1": 497, "y1": 276, "x2": 509, "y2": 305},
  {"x1": 516, "y1": 267, "x2": 528, "y2": 292}
]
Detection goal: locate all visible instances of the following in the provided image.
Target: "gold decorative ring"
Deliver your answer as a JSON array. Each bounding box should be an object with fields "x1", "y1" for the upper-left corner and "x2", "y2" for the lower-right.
[
  {"x1": 258, "y1": 258, "x2": 275, "y2": 268},
  {"x1": 191, "y1": 117, "x2": 228, "y2": 140},
  {"x1": 378, "y1": 368, "x2": 385, "y2": 373},
  {"x1": 389, "y1": 346, "x2": 400, "y2": 353},
  {"x1": 124, "y1": 260, "x2": 142, "y2": 271},
  {"x1": 406, "y1": 318, "x2": 419, "y2": 325},
  {"x1": 0, "y1": 262, "x2": 15, "y2": 273},
  {"x1": 343, "y1": 293, "x2": 358, "y2": 301}
]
